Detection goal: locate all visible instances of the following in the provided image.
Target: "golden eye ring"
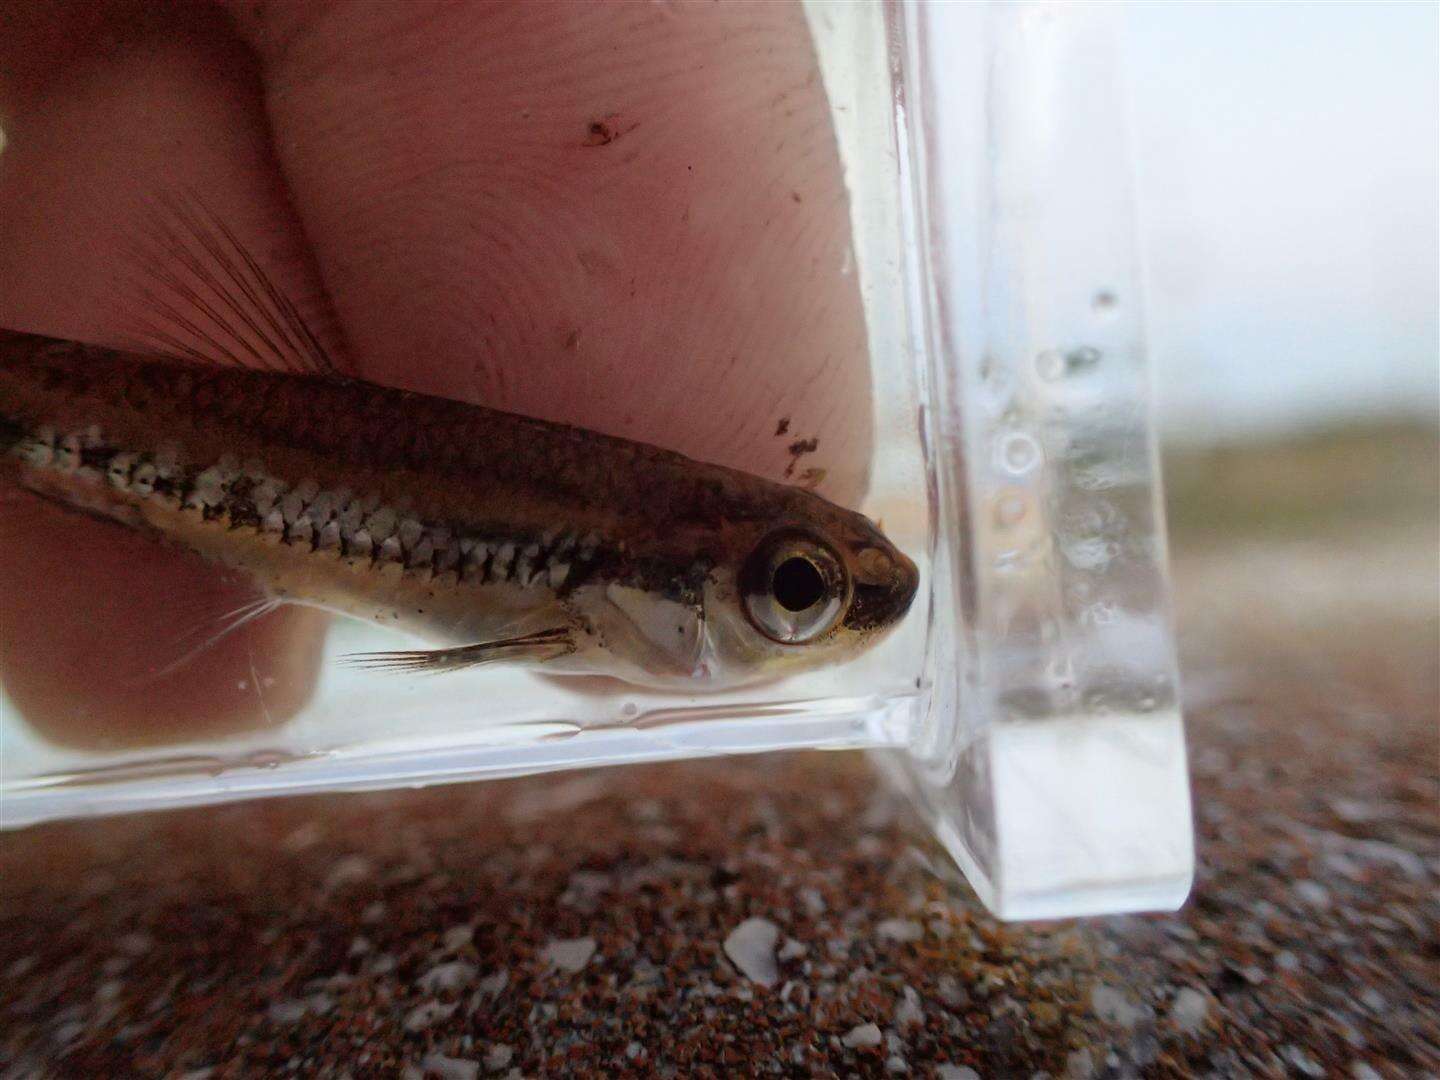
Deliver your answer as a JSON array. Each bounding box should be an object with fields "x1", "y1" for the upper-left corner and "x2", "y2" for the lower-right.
[{"x1": 740, "y1": 531, "x2": 850, "y2": 644}]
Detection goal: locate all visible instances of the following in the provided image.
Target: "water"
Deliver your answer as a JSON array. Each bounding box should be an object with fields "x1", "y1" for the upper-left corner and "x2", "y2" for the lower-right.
[
  {"x1": 0, "y1": 2, "x2": 933, "y2": 825},
  {"x1": 0, "y1": 1, "x2": 1194, "y2": 926}
]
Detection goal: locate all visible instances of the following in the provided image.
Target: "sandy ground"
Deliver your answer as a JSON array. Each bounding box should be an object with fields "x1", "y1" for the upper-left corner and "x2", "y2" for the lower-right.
[{"x1": 2, "y1": 431, "x2": 1437, "y2": 1078}]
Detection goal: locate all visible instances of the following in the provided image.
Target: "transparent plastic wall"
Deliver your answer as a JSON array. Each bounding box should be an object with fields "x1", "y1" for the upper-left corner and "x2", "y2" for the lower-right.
[
  {"x1": 0, "y1": 0, "x2": 1190, "y2": 920},
  {"x1": 877, "y1": 0, "x2": 1192, "y2": 918}
]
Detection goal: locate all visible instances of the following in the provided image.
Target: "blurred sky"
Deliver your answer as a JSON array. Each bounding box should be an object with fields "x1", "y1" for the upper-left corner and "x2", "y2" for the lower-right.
[{"x1": 1124, "y1": 3, "x2": 1438, "y2": 443}]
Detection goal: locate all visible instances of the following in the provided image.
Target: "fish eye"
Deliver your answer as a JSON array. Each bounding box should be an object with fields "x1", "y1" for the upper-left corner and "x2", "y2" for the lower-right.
[
  {"x1": 741, "y1": 532, "x2": 849, "y2": 644},
  {"x1": 773, "y1": 556, "x2": 825, "y2": 611}
]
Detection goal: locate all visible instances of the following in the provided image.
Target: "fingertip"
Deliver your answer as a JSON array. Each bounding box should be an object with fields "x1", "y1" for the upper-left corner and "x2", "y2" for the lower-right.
[{"x1": 0, "y1": 490, "x2": 328, "y2": 749}]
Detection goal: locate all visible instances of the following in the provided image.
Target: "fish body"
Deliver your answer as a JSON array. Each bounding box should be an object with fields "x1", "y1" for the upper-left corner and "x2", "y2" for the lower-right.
[{"x1": 0, "y1": 331, "x2": 918, "y2": 689}]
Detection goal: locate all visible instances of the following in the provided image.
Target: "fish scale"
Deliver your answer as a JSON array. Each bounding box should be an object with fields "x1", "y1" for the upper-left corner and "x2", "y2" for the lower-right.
[{"x1": 6, "y1": 414, "x2": 606, "y2": 595}]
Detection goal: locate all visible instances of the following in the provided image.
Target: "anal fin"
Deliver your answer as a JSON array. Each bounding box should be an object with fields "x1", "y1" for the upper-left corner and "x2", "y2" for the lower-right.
[{"x1": 343, "y1": 627, "x2": 575, "y2": 675}]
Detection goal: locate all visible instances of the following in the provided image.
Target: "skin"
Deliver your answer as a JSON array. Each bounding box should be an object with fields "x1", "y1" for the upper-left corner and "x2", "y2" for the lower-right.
[{"x1": 0, "y1": 0, "x2": 874, "y2": 747}]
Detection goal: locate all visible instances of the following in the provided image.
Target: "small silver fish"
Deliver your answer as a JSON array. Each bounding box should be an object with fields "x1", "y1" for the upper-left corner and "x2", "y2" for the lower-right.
[{"x1": 0, "y1": 202, "x2": 917, "y2": 690}]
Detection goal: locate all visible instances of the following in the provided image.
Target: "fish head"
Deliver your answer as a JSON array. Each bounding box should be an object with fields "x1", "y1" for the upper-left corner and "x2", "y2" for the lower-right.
[{"x1": 696, "y1": 502, "x2": 920, "y2": 687}]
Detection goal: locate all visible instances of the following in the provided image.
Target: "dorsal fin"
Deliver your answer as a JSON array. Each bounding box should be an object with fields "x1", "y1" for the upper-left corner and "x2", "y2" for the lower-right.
[{"x1": 116, "y1": 188, "x2": 346, "y2": 378}]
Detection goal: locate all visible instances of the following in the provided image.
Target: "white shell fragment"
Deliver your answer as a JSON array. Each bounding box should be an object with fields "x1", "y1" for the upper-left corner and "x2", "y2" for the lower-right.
[
  {"x1": 541, "y1": 937, "x2": 596, "y2": 973},
  {"x1": 723, "y1": 917, "x2": 780, "y2": 987}
]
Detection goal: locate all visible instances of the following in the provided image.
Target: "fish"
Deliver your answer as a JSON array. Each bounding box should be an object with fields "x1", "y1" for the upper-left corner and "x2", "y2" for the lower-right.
[{"x1": 0, "y1": 201, "x2": 918, "y2": 691}]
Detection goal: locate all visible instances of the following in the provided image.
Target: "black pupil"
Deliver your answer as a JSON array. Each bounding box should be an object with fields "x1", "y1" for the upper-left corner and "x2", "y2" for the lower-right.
[{"x1": 772, "y1": 557, "x2": 825, "y2": 612}]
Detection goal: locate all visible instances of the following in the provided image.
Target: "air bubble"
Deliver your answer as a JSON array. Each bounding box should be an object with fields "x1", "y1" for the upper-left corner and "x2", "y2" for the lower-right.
[
  {"x1": 1035, "y1": 345, "x2": 1103, "y2": 381},
  {"x1": 979, "y1": 354, "x2": 1009, "y2": 389},
  {"x1": 995, "y1": 431, "x2": 1042, "y2": 476}
]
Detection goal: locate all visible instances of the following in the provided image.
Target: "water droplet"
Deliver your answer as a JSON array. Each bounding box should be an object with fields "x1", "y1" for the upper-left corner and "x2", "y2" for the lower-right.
[
  {"x1": 1036, "y1": 345, "x2": 1103, "y2": 381},
  {"x1": 1082, "y1": 601, "x2": 1120, "y2": 626},
  {"x1": 993, "y1": 490, "x2": 1029, "y2": 528},
  {"x1": 1035, "y1": 349, "x2": 1066, "y2": 381},
  {"x1": 1061, "y1": 536, "x2": 1119, "y2": 571}
]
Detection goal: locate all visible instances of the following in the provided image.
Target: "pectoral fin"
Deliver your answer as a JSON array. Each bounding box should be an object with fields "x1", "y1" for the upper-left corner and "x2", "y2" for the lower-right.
[
  {"x1": 119, "y1": 188, "x2": 346, "y2": 377},
  {"x1": 342, "y1": 627, "x2": 575, "y2": 674}
]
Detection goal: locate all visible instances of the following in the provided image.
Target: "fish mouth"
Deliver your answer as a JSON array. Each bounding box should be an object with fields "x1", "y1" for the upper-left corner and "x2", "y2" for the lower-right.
[{"x1": 843, "y1": 547, "x2": 920, "y2": 634}]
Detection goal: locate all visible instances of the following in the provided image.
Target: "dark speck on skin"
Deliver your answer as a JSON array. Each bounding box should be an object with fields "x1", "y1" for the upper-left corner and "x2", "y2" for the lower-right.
[
  {"x1": 774, "y1": 417, "x2": 790, "y2": 437},
  {"x1": 784, "y1": 436, "x2": 818, "y2": 479},
  {"x1": 583, "y1": 114, "x2": 637, "y2": 148}
]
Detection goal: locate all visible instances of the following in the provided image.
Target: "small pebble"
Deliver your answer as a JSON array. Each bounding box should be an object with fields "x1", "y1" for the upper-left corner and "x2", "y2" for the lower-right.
[
  {"x1": 1091, "y1": 984, "x2": 1143, "y2": 1029},
  {"x1": 483, "y1": 1044, "x2": 513, "y2": 1072},
  {"x1": 404, "y1": 1000, "x2": 457, "y2": 1032},
  {"x1": 893, "y1": 986, "x2": 924, "y2": 1029},
  {"x1": 876, "y1": 918, "x2": 924, "y2": 943},
  {"x1": 777, "y1": 936, "x2": 808, "y2": 961},
  {"x1": 360, "y1": 901, "x2": 387, "y2": 924},
  {"x1": 937, "y1": 974, "x2": 968, "y2": 1008},
  {"x1": 1283, "y1": 1044, "x2": 1325, "y2": 1077},
  {"x1": 116, "y1": 932, "x2": 153, "y2": 956},
  {"x1": 323, "y1": 855, "x2": 372, "y2": 891},
  {"x1": 442, "y1": 925, "x2": 475, "y2": 952},
  {"x1": 1170, "y1": 987, "x2": 1209, "y2": 1034},
  {"x1": 1294, "y1": 880, "x2": 1332, "y2": 908},
  {"x1": 272, "y1": 994, "x2": 333, "y2": 1025},
  {"x1": 419, "y1": 961, "x2": 477, "y2": 993},
  {"x1": 421, "y1": 1054, "x2": 480, "y2": 1080},
  {"x1": 937, "y1": 1067, "x2": 982, "y2": 1080},
  {"x1": 798, "y1": 887, "x2": 827, "y2": 917},
  {"x1": 842, "y1": 1022, "x2": 883, "y2": 1049}
]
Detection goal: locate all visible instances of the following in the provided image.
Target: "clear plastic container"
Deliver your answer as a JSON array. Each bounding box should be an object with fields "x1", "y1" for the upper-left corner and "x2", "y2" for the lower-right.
[{"x1": 0, "y1": 1, "x2": 1191, "y2": 920}]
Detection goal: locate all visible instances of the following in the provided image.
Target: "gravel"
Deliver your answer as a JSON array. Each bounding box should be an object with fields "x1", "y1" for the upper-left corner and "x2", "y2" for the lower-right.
[{"x1": 0, "y1": 529, "x2": 1434, "y2": 1076}]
